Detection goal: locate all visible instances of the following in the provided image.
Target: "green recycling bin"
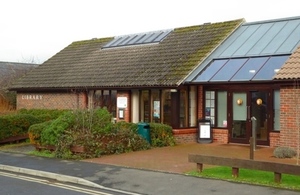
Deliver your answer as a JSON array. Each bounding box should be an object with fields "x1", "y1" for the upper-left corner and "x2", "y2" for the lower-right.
[{"x1": 138, "y1": 122, "x2": 151, "y2": 144}]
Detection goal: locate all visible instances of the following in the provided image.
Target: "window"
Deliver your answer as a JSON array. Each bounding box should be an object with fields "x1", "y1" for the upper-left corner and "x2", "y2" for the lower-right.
[
  {"x1": 217, "y1": 91, "x2": 227, "y2": 127},
  {"x1": 140, "y1": 90, "x2": 150, "y2": 123},
  {"x1": 205, "y1": 90, "x2": 227, "y2": 127},
  {"x1": 162, "y1": 90, "x2": 171, "y2": 125},
  {"x1": 205, "y1": 91, "x2": 215, "y2": 126},
  {"x1": 180, "y1": 88, "x2": 188, "y2": 127},
  {"x1": 189, "y1": 86, "x2": 197, "y2": 127},
  {"x1": 93, "y1": 90, "x2": 117, "y2": 117},
  {"x1": 152, "y1": 90, "x2": 161, "y2": 123},
  {"x1": 139, "y1": 88, "x2": 195, "y2": 128}
]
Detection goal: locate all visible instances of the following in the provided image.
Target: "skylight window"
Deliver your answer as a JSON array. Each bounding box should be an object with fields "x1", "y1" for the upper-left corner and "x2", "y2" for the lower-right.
[{"x1": 102, "y1": 29, "x2": 172, "y2": 49}]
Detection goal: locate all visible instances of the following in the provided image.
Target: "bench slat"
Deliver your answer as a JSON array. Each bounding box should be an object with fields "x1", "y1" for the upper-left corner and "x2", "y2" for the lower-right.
[{"x1": 188, "y1": 154, "x2": 300, "y2": 175}]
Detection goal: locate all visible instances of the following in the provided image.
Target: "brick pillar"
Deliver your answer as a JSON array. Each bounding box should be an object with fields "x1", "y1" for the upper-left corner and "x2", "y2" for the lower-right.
[{"x1": 279, "y1": 87, "x2": 300, "y2": 150}]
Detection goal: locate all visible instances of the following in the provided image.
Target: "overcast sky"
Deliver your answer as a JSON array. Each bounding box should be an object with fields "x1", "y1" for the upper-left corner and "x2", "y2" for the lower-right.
[{"x1": 1, "y1": 0, "x2": 299, "y2": 63}]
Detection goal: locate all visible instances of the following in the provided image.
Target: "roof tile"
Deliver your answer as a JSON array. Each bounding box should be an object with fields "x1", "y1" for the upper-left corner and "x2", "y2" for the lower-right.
[
  {"x1": 274, "y1": 46, "x2": 300, "y2": 80},
  {"x1": 11, "y1": 19, "x2": 244, "y2": 90}
]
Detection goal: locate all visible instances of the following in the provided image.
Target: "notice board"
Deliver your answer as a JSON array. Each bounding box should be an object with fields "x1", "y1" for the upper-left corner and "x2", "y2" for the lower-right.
[{"x1": 198, "y1": 119, "x2": 213, "y2": 143}]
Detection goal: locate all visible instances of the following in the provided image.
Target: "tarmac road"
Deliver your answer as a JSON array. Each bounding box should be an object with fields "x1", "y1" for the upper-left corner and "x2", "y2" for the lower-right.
[{"x1": 0, "y1": 150, "x2": 299, "y2": 195}]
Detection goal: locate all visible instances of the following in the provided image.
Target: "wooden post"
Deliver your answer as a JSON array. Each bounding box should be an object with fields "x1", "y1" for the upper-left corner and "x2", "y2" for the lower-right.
[
  {"x1": 232, "y1": 167, "x2": 239, "y2": 178},
  {"x1": 197, "y1": 163, "x2": 203, "y2": 172},
  {"x1": 249, "y1": 137, "x2": 254, "y2": 160},
  {"x1": 274, "y1": 172, "x2": 282, "y2": 183}
]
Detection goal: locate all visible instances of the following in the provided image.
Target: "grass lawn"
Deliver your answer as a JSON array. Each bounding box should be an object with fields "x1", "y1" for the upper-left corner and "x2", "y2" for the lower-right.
[{"x1": 187, "y1": 166, "x2": 300, "y2": 191}]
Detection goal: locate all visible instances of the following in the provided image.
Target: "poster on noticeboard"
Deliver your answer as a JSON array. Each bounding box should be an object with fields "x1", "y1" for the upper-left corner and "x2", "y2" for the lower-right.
[{"x1": 198, "y1": 119, "x2": 213, "y2": 144}]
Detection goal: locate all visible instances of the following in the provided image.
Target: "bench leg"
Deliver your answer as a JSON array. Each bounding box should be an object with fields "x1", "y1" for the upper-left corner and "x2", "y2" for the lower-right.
[
  {"x1": 232, "y1": 167, "x2": 239, "y2": 178},
  {"x1": 197, "y1": 163, "x2": 203, "y2": 172},
  {"x1": 274, "y1": 172, "x2": 282, "y2": 183}
]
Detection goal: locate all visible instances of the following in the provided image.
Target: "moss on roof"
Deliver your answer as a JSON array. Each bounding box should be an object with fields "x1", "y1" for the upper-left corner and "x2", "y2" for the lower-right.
[{"x1": 10, "y1": 19, "x2": 244, "y2": 90}]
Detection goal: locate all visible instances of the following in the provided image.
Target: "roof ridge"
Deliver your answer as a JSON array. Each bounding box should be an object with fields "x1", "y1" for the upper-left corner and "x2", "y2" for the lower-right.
[{"x1": 245, "y1": 15, "x2": 300, "y2": 26}]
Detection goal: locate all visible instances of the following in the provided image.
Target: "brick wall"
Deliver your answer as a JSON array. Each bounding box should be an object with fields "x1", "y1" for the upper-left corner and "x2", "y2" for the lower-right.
[
  {"x1": 197, "y1": 86, "x2": 203, "y2": 119},
  {"x1": 270, "y1": 132, "x2": 280, "y2": 148},
  {"x1": 173, "y1": 128, "x2": 197, "y2": 144},
  {"x1": 279, "y1": 87, "x2": 300, "y2": 150},
  {"x1": 213, "y1": 129, "x2": 228, "y2": 144},
  {"x1": 17, "y1": 92, "x2": 87, "y2": 110}
]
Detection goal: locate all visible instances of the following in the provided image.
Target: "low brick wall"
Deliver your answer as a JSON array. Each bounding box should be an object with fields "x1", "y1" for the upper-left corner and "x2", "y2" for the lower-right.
[
  {"x1": 173, "y1": 128, "x2": 229, "y2": 144},
  {"x1": 213, "y1": 129, "x2": 228, "y2": 144},
  {"x1": 270, "y1": 132, "x2": 280, "y2": 148},
  {"x1": 172, "y1": 128, "x2": 197, "y2": 144}
]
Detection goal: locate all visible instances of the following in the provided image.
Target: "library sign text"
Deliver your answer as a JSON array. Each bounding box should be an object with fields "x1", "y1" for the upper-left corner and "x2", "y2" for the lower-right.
[{"x1": 21, "y1": 95, "x2": 43, "y2": 100}]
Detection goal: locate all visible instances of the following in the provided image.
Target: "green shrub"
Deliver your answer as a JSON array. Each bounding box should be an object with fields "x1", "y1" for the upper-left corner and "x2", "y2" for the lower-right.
[
  {"x1": 149, "y1": 123, "x2": 176, "y2": 147},
  {"x1": 18, "y1": 109, "x2": 67, "y2": 120},
  {"x1": 0, "y1": 117, "x2": 16, "y2": 140},
  {"x1": 28, "y1": 120, "x2": 53, "y2": 145},
  {"x1": 0, "y1": 114, "x2": 41, "y2": 140},
  {"x1": 273, "y1": 146, "x2": 297, "y2": 158},
  {"x1": 97, "y1": 129, "x2": 150, "y2": 155},
  {"x1": 29, "y1": 109, "x2": 174, "y2": 159},
  {"x1": 41, "y1": 111, "x2": 75, "y2": 146},
  {"x1": 113, "y1": 121, "x2": 138, "y2": 133}
]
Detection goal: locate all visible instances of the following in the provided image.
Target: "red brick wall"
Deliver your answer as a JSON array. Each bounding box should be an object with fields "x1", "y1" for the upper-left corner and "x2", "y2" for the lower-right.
[
  {"x1": 17, "y1": 92, "x2": 87, "y2": 110},
  {"x1": 173, "y1": 128, "x2": 229, "y2": 144},
  {"x1": 116, "y1": 91, "x2": 131, "y2": 122},
  {"x1": 279, "y1": 87, "x2": 300, "y2": 150},
  {"x1": 197, "y1": 86, "x2": 203, "y2": 119},
  {"x1": 270, "y1": 132, "x2": 280, "y2": 148},
  {"x1": 173, "y1": 128, "x2": 197, "y2": 144},
  {"x1": 213, "y1": 129, "x2": 228, "y2": 144}
]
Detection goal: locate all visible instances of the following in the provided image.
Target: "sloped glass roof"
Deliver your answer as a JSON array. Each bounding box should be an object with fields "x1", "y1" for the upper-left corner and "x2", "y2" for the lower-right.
[
  {"x1": 192, "y1": 55, "x2": 290, "y2": 83},
  {"x1": 103, "y1": 30, "x2": 172, "y2": 48}
]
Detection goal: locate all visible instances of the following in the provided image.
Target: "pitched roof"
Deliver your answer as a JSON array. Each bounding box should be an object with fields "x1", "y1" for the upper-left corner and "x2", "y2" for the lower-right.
[
  {"x1": 186, "y1": 16, "x2": 300, "y2": 83},
  {"x1": 10, "y1": 19, "x2": 244, "y2": 90},
  {"x1": 274, "y1": 45, "x2": 300, "y2": 80},
  {"x1": 0, "y1": 61, "x2": 38, "y2": 89}
]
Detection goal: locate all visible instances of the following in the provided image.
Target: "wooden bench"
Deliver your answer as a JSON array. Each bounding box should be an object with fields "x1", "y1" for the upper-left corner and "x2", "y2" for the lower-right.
[{"x1": 188, "y1": 154, "x2": 300, "y2": 183}]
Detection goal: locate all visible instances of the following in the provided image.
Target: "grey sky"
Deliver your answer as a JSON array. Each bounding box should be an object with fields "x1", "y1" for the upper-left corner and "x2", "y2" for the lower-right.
[{"x1": 1, "y1": 0, "x2": 299, "y2": 63}]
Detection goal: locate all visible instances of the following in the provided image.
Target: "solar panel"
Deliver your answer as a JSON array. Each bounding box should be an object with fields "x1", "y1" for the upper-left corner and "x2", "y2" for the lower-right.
[{"x1": 102, "y1": 29, "x2": 172, "y2": 48}]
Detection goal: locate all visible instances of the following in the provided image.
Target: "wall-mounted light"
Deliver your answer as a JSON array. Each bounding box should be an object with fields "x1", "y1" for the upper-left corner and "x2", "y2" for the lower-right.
[
  {"x1": 236, "y1": 98, "x2": 243, "y2": 105},
  {"x1": 256, "y1": 98, "x2": 263, "y2": 105},
  {"x1": 170, "y1": 89, "x2": 177, "y2": 92}
]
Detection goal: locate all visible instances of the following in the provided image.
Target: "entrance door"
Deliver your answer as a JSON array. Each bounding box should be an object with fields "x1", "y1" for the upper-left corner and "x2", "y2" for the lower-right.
[{"x1": 230, "y1": 91, "x2": 268, "y2": 145}]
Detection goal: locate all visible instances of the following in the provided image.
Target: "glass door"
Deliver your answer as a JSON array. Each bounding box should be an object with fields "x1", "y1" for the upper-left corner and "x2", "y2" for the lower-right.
[
  {"x1": 251, "y1": 91, "x2": 268, "y2": 143},
  {"x1": 230, "y1": 91, "x2": 268, "y2": 145},
  {"x1": 231, "y1": 92, "x2": 248, "y2": 142}
]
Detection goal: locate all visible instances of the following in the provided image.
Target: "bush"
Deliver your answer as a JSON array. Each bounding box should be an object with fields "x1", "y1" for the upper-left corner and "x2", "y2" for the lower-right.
[
  {"x1": 72, "y1": 108, "x2": 113, "y2": 134},
  {"x1": 28, "y1": 120, "x2": 53, "y2": 145},
  {"x1": 0, "y1": 117, "x2": 15, "y2": 140},
  {"x1": 113, "y1": 121, "x2": 138, "y2": 133},
  {"x1": 18, "y1": 109, "x2": 67, "y2": 120},
  {"x1": 41, "y1": 111, "x2": 75, "y2": 146},
  {"x1": 0, "y1": 114, "x2": 41, "y2": 140},
  {"x1": 29, "y1": 108, "x2": 175, "y2": 159},
  {"x1": 105, "y1": 122, "x2": 149, "y2": 153},
  {"x1": 273, "y1": 146, "x2": 297, "y2": 158},
  {"x1": 149, "y1": 123, "x2": 176, "y2": 147}
]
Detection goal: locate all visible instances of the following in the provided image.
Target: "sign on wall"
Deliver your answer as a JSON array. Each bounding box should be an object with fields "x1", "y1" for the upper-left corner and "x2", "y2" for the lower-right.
[
  {"x1": 21, "y1": 94, "x2": 43, "y2": 100},
  {"x1": 117, "y1": 97, "x2": 127, "y2": 108}
]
